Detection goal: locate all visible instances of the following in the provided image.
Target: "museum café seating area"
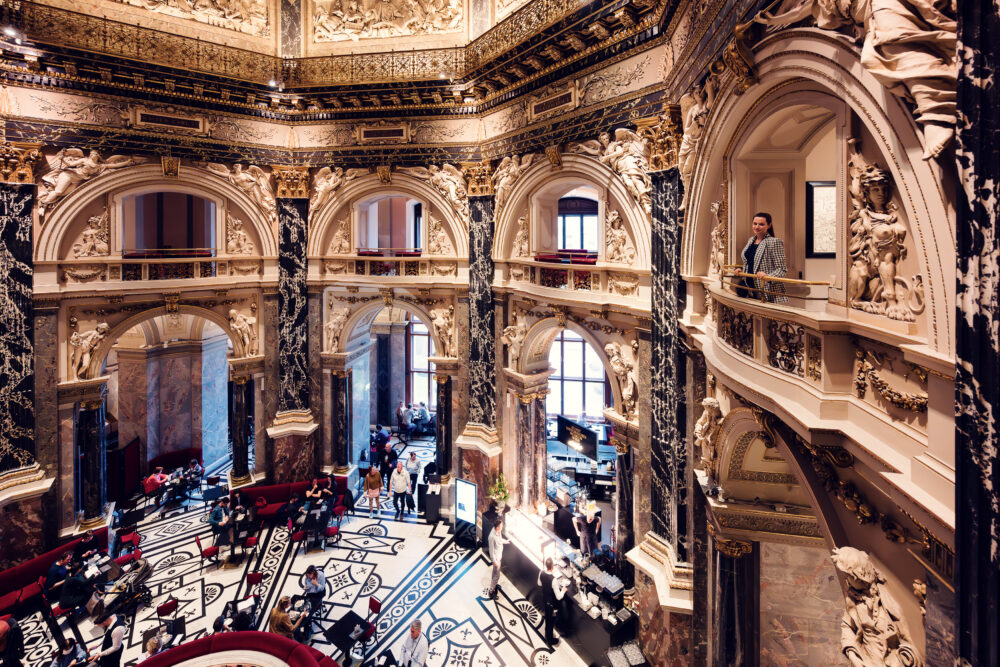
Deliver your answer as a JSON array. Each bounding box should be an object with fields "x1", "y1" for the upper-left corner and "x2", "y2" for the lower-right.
[{"x1": 0, "y1": 458, "x2": 365, "y2": 667}]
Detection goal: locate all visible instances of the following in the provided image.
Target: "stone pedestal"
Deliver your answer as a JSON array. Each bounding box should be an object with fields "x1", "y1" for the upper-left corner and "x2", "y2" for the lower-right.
[
  {"x1": 457, "y1": 423, "x2": 501, "y2": 518},
  {"x1": 502, "y1": 368, "x2": 552, "y2": 511},
  {"x1": 266, "y1": 409, "x2": 318, "y2": 483},
  {"x1": 430, "y1": 356, "x2": 459, "y2": 479}
]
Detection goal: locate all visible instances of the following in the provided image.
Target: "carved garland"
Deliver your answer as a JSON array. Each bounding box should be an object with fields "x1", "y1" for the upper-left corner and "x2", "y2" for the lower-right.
[{"x1": 853, "y1": 348, "x2": 928, "y2": 413}]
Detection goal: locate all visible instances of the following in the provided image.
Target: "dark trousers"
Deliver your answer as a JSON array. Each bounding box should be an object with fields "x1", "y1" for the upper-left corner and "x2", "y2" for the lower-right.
[
  {"x1": 543, "y1": 603, "x2": 556, "y2": 645},
  {"x1": 393, "y1": 491, "x2": 407, "y2": 514}
]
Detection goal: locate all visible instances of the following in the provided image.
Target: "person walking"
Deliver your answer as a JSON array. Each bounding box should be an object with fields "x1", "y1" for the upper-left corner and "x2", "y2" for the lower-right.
[
  {"x1": 538, "y1": 558, "x2": 567, "y2": 646},
  {"x1": 88, "y1": 614, "x2": 125, "y2": 667},
  {"x1": 390, "y1": 461, "x2": 412, "y2": 520},
  {"x1": 378, "y1": 441, "x2": 397, "y2": 489},
  {"x1": 398, "y1": 620, "x2": 429, "y2": 667},
  {"x1": 364, "y1": 467, "x2": 383, "y2": 518},
  {"x1": 405, "y1": 452, "x2": 421, "y2": 491},
  {"x1": 575, "y1": 504, "x2": 601, "y2": 559},
  {"x1": 486, "y1": 520, "x2": 509, "y2": 599}
]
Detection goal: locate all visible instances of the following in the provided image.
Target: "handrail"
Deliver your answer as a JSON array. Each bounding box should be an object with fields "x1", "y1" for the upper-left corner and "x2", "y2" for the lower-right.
[
  {"x1": 719, "y1": 268, "x2": 830, "y2": 303},
  {"x1": 720, "y1": 268, "x2": 831, "y2": 286},
  {"x1": 120, "y1": 248, "x2": 217, "y2": 258}
]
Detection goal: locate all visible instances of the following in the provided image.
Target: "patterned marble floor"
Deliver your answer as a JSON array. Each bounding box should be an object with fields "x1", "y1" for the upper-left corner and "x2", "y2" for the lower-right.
[{"x1": 16, "y1": 442, "x2": 587, "y2": 667}]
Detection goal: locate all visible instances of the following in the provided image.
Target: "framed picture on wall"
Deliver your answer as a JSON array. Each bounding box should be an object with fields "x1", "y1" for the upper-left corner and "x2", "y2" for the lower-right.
[{"x1": 805, "y1": 181, "x2": 837, "y2": 258}]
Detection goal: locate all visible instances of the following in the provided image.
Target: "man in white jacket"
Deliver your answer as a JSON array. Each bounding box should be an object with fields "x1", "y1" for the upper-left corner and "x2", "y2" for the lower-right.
[
  {"x1": 390, "y1": 461, "x2": 412, "y2": 520},
  {"x1": 398, "y1": 620, "x2": 429, "y2": 667}
]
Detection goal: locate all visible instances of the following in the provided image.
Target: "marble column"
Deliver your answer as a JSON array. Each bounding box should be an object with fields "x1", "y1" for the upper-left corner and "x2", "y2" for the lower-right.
[
  {"x1": 532, "y1": 394, "x2": 547, "y2": 512},
  {"x1": 330, "y1": 370, "x2": 349, "y2": 472},
  {"x1": 77, "y1": 388, "x2": 108, "y2": 527},
  {"x1": 955, "y1": 3, "x2": 1000, "y2": 664},
  {"x1": 613, "y1": 435, "x2": 636, "y2": 591},
  {"x1": 514, "y1": 394, "x2": 534, "y2": 506},
  {"x1": 435, "y1": 372, "x2": 453, "y2": 476},
  {"x1": 711, "y1": 538, "x2": 756, "y2": 665},
  {"x1": 467, "y1": 194, "x2": 496, "y2": 428},
  {"x1": 650, "y1": 167, "x2": 687, "y2": 561},
  {"x1": 229, "y1": 375, "x2": 253, "y2": 485}
]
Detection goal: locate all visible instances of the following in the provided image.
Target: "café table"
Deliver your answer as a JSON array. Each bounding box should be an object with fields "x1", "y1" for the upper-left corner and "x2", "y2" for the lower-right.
[{"x1": 324, "y1": 609, "x2": 368, "y2": 665}]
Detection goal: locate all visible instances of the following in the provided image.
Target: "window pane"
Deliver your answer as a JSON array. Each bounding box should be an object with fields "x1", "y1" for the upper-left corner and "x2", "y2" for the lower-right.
[
  {"x1": 547, "y1": 382, "x2": 562, "y2": 416},
  {"x1": 562, "y1": 329, "x2": 582, "y2": 341},
  {"x1": 562, "y1": 381, "x2": 584, "y2": 418},
  {"x1": 562, "y1": 341, "x2": 584, "y2": 378},
  {"x1": 548, "y1": 341, "x2": 562, "y2": 377},
  {"x1": 584, "y1": 345, "x2": 604, "y2": 380},
  {"x1": 582, "y1": 215, "x2": 599, "y2": 252},
  {"x1": 585, "y1": 381, "x2": 605, "y2": 415},
  {"x1": 411, "y1": 373, "x2": 429, "y2": 407},
  {"x1": 557, "y1": 215, "x2": 566, "y2": 249},
  {"x1": 412, "y1": 322, "x2": 428, "y2": 335},
  {"x1": 563, "y1": 216, "x2": 581, "y2": 249},
  {"x1": 412, "y1": 336, "x2": 428, "y2": 370}
]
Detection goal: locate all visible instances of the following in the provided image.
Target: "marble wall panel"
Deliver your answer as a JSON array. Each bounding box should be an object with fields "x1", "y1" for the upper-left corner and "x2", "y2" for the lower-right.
[
  {"x1": 34, "y1": 307, "x2": 59, "y2": 476},
  {"x1": 0, "y1": 494, "x2": 45, "y2": 569},
  {"x1": 635, "y1": 330, "x2": 652, "y2": 541},
  {"x1": 271, "y1": 432, "x2": 315, "y2": 484},
  {"x1": 158, "y1": 354, "x2": 193, "y2": 453},
  {"x1": 635, "y1": 569, "x2": 693, "y2": 665},
  {"x1": 57, "y1": 407, "x2": 76, "y2": 529},
  {"x1": 0, "y1": 183, "x2": 36, "y2": 474},
  {"x1": 331, "y1": 372, "x2": 349, "y2": 468},
  {"x1": 116, "y1": 350, "x2": 150, "y2": 462},
  {"x1": 924, "y1": 570, "x2": 957, "y2": 665},
  {"x1": 201, "y1": 337, "x2": 229, "y2": 467},
  {"x1": 351, "y1": 353, "x2": 371, "y2": 466},
  {"x1": 146, "y1": 354, "x2": 161, "y2": 461},
  {"x1": 277, "y1": 199, "x2": 310, "y2": 413},
  {"x1": 467, "y1": 196, "x2": 496, "y2": 427},
  {"x1": 460, "y1": 446, "x2": 498, "y2": 517},
  {"x1": 307, "y1": 293, "x2": 324, "y2": 462},
  {"x1": 955, "y1": 3, "x2": 1000, "y2": 663},
  {"x1": 759, "y1": 542, "x2": 842, "y2": 665},
  {"x1": 452, "y1": 299, "x2": 471, "y2": 440},
  {"x1": 191, "y1": 346, "x2": 203, "y2": 451},
  {"x1": 280, "y1": 0, "x2": 301, "y2": 58}
]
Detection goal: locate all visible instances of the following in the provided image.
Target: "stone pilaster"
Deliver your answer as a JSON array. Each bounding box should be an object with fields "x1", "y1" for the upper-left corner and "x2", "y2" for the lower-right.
[
  {"x1": 604, "y1": 409, "x2": 639, "y2": 594},
  {"x1": 467, "y1": 194, "x2": 496, "y2": 428},
  {"x1": 74, "y1": 378, "x2": 109, "y2": 527},
  {"x1": 228, "y1": 374, "x2": 253, "y2": 486},
  {"x1": 955, "y1": 2, "x2": 1000, "y2": 664},
  {"x1": 330, "y1": 370, "x2": 349, "y2": 472},
  {"x1": 503, "y1": 368, "x2": 551, "y2": 511}
]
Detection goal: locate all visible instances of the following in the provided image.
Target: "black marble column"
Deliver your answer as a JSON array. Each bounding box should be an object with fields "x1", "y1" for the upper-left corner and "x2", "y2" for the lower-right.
[
  {"x1": 435, "y1": 374, "x2": 453, "y2": 475},
  {"x1": 650, "y1": 167, "x2": 687, "y2": 560},
  {"x1": 955, "y1": 2, "x2": 1000, "y2": 663},
  {"x1": 76, "y1": 397, "x2": 107, "y2": 525},
  {"x1": 711, "y1": 542, "x2": 757, "y2": 665},
  {"x1": 229, "y1": 376, "x2": 253, "y2": 483},
  {"x1": 613, "y1": 437, "x2": 635, "y2": 590},
  {"x1": 277, "y1": 198, "x2": 310, "y2": 413},
  {"x1": 467, "y1": 195, "x2": 496, "y2": 428},
  {"x1": 533, "y1": 395, "x2": 547, "y2": 512},
  {"x1": 0, "y1": 179, "x2": 36, "y2": 475},
  {"x1": 331, "y1": 371, "x2": 349, "y2": 470}
]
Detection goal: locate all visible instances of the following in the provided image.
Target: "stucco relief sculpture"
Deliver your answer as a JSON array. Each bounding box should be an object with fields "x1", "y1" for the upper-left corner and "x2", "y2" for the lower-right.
[
  {"x1": 608, "y1": 272, "x2": 639, "y2": 296},
  {"x1": 206, "y1": 163, "x2": 276, "y2": 223},
  {"x1": 605, "y1": 341, "x2": 638, "y2": 419},
  {"x1": 70, "y1": 322, "x2": 110, "y2": 380},
  {"x1": 678, "y1": 75, "x2": 717, "y2": 189},
  {"x1": 709, "y1": 199, "x2": 727, "y2": 276},
  {"x1": 501, "y1": 311, "x2": 528, "y2": 369},
  {"x1": 324, "y1": 307, "x2": 350, "y2": 353},
  {"x1": 111, "y1": 0, "x2": 268, "y2": 36},
  {"x1": 310, "y1": 166, "x2": 365, "y2": 214},
  {"x1": 605, "y1": 210, "x2": 636, "y2": 264},
  {"x1": 327, "y1": 218, "x2": 352, "y2": 255},
  {"x1": 228, "y1": 309, "x2": 258, "y2": 357},
  {"x1": 756, "y1": 0, "x2": 956, "y2": 160},
  {"x1": 427, "y1": 215, "x2": 453, "y2": 255},
  {"x1": 492, "y1": 154, "x2": 535, "y2": 213},
  {"x1": 568, "y1": 129, "x2": 652, "y2": 212},
  {"x1": 226, "y1": 213, "x2": 255, "y2": 255},
  {"x1": 39, "y1": 149, "x2": 137, "y2": 220},
  {"x1": 830, "y1": 547, "x2": 923, "y2": 667},
  {"x1": 430, "y1": 304, "x2": 456, "y2": 357},
  {"x1": 513, "y1": 215, "x2": 530, "y2": 258},
  {"x1": 846, "y1": 147, "x2": 922, "y2": 321},
  {"x1": 313, "y1": 0, "x2": 463, "y2": 42},
  {"x1": 694, "y1": 397, "x2": 723, "y2": 476},
  {"x1": 398, "y1": 164, "x2": 469, "y2": 219},
  {"x1": 71, "y1": 210, "x2": 110, "y2": 258}
]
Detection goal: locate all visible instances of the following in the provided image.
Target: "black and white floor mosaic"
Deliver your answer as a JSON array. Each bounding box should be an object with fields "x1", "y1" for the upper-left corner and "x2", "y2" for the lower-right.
[{"x1": 17, "y1": 440, "x2": 586, "y2": 667}]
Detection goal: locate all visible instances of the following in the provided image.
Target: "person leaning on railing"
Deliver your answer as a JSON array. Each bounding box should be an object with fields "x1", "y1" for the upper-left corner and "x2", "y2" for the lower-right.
[{"x1": 734, "y1": 212, "x2": 788, "y2": 303}]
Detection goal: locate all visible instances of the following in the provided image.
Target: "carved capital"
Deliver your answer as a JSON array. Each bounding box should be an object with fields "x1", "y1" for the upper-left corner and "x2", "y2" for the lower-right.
[
  {"x1": 545, "y1": 145, "x2": 562, "y2": 168},
  {"x1": 377, "y1": 165, "x2": 391, "y2": 184},
  {"x1": 612, "y1": 435, "x2": 630, "y2": 455},
  {"x1": 643, "y1": 106, "x2": 683, "y2": 171},
  {"x1": 0, "y1": 142, "x2": 42, "y2": 184},
  {"x1": 272, "y1": 165, "x2": 310, "y2": 198},
  {"x1": 463, "y1": 160, "x2": 493, "y2": 196},
  {"x1": 722, "y1": 21, "x2": 758, "y2": 94},
  {"x1": 714, "y1": 535, "x2": 753, "y2": 559},
  {"x1": 161, "y1": 155, "x2": 180, "y2": 177}
]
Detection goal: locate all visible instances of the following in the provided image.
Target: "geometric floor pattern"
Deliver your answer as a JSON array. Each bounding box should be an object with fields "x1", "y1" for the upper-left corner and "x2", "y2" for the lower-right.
[{"x1": 15, "y1": 441, "x2": 588, "y2": 667}]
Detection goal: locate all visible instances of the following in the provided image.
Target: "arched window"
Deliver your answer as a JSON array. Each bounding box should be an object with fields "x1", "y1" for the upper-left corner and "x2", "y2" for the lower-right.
[
  {"x1": 357, "y1": 195, "x2": 422, "y2": 256},
  {"x1": 407, "y1": 318, "x2": 436, "y2": 410},
  {"x1": 121, "y1": 192, "x2": 216, "y2": 258},
  {"x1": 557, "y1": 187, "x2": 599, "y2": 252},
  {"x1": 546, "y1": 330, "x2": 609, "y2": 421}
]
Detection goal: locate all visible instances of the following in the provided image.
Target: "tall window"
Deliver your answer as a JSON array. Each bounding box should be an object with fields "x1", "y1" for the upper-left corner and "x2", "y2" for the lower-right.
[
  {"x1": 557, "y1": 196, "x2": 599, "y2": 251},
  {"x1": 546, "y1": 330, "x2": 608, "y2": 419},
  {"x1": 407, "y1": 319, "x2": 436, "y2": 410},
  {"x1": 121, "y1": 192, "x2": 216, "y2": 257}
]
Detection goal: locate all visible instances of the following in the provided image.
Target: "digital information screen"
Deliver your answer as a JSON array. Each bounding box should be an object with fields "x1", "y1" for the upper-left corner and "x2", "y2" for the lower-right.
[{"x1": 455, "y1": 478, "x2": 477, "y2": 524}]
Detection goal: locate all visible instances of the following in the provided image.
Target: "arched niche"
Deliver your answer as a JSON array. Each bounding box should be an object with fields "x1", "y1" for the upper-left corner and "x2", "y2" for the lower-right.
[
  {"x1": 493, "y1": 154, "x2": 651, "y2": 269},
  {"x1": 683, "y1": 31, "x2": 955, "y2": 355},
  {"x1": 333, "y1": 295, "x2": 446, "y2": 358},
  {"x1": 308, "y1": 173, "x2": 468, "y2": 259},
  {"x1": 37, "y1": 164, "x2": 278, "y2": 262}
]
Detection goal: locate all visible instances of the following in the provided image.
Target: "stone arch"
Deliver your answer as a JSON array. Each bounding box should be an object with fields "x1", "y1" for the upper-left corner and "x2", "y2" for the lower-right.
[
  {"x1": 37, "y1": 163, "x2": 278, "y2": 262},
  {"x1": 83, "y1": 304, "x2": 244, "y2": 380},
  {"x1": 683, "y1": 30, "x2": 954, "y2": 355},
  {"x1": 334, "y1": 295, "x2": 448, "y2": 358},
  {"x1": 308, "y1": 172, "x2": 469, "y2": 258},
  {"x1": 493, "y1": 154, "x2": 651, "y2": 269}
]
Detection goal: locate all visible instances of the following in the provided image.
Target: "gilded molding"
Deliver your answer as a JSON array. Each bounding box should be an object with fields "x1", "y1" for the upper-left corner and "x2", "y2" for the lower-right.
[
  {"x1": 721, "y1": 20, "x2": 757, "y2": 94},
  {"x1": 854, "y1": 348, "x2": 928, "y2": 413},
  {"x1": 463, "y1": 160, "x2": 493, "y2": 196},
  {"x1": 0, "y1": 142, "x2": 42, "y2": 184},
  {"x1": 272, "y1": 166, "x2": 310, "y2": 198}
]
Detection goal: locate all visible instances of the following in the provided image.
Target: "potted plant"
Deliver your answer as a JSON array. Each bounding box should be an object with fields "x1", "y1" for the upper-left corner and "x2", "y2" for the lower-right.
[{"x1": 488, "y1": 472, "x2": 510, "y2": 510}]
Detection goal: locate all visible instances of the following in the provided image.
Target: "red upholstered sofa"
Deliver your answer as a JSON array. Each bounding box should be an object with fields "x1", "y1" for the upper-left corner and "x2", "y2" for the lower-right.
[
  {"x1": 149, "y1": 447, "x2": 202, "y2": 474},
  {"x1": 233, "y1": 476, "x2": 351, "y2": 522},
  {"x1": 141, "y1": 631, "x2": 340, "y2": 667}
]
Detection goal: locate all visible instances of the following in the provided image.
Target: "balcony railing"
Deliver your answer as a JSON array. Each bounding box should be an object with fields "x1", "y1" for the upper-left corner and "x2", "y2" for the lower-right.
[
  {"x1": 58, "y1": 254, "x2": 262, "y2": 284},
  {"x1": 719, "y1": 267, "x2": 830, "y2": 311}
]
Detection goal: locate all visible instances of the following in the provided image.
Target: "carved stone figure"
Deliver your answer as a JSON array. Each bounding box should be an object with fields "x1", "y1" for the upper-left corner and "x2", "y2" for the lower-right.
[
  {"x1": 492, "y1": 154, "x2": 535, "y2": 212},
  {"x1": 501, "y1": 311, "x2": 528, "y2": 369},
  {"x1": 709, "y1": 199, "x2": 727, "y2": 276},
  {"x1": 228, "y1": 309, "x2": 258, "y2": 357},
  {"x1": 678, "y1": 75, "x2": 717, "y2": 188},
  {"x1": 757, "y1": 0, "x2": 956, "y2": 160},
  {"x1": 604, "y1": 341, "x2": 638, "y2": 418},
  {"x1": 327, "y1": 218, "x2": 351, "y2": 255},
  {"x1": 324, "y1": 307, "x2": 350, "y2": 353},
  {"x1": 206, "y1": 163, "x2": 276, "y2": 222},
  {"x1": 398, "y1": 164, "x2": 469, "y2": 219},
  {"x1": 71, "y1": 210, "x2": 110, "y2": 258},
  {"x1": 311, "y1": 166, "x2": 365, "y2": 213},
  {"x1": 226, "y1": 213, "x2": 255, "y2": 255},
  {"x1": 569, "y1": 129, "x2": 652, "y2": 212},
  {"x1": 608, "y1": 272, "x2": 639, "y2": 296},
  {"x1": 70, "y1": 322, "x2": 110, "y2": 380},
  {"x1": 40, "y1": 149, "x2": 136, "y2": 219},
  {"x1": 830, "y1": 547, "x2": 923, "y2": 667},
  {"x1": 694, "y1": 397, "x2": 723, "y2": 475},
  {"x1": 513, "y1": 215, "x2": 530, "y2": 257},
  {"x1": 112, "y1": 0, "x2": 268, "y2": 37},
  {"x1": 605, "y1": 210, "x2": 636, "y2": 264},
  {"x1": 846, "y1": 148, "x2": 917, "y2": 321},
  {"x1": 430, "y1": 304, "x2": 456, "y2": 357},
  {"x1": 314, "y1": 0, "x2": 463, "y2": 42},
  {"x1": 427, "y1": 215, "x2": 453, "y2": 255},
  {"x1": 431, "y1": 261, "x2": 457, "y2": 276}
]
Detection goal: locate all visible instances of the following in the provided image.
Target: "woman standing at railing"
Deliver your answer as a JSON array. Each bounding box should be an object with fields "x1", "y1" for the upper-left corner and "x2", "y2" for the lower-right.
[{"x1": 734, "y1": 212, "x2": 787, "y2": 303}]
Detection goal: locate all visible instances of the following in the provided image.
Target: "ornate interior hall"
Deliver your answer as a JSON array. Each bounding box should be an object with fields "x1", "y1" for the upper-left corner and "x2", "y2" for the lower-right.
[{"x1": 0, "y1": 0, "x2": 995, "y2": 665}]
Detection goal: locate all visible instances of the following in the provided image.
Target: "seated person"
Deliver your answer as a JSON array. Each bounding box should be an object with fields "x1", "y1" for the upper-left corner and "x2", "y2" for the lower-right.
[
  {"x1": 278, "y1": 493, "x2": 305, "y2": 527},
  {"x1": 211, "y1": 616, "x2": 230, "y2": 635},
  {"x1": 49, "y1": 638, "x2": 87, "y2": 667},
  {"x1": 412, "y1": 401, "x2": 431, "y2": 434},
  {"x1": 143, "y1": 467, "x2": 168, "y2": 502},
  {"x1": 208, "y1": 497, "x2": 231, "y2": 547},
  {"x1": 183, "y1": 458, "x2": 203, "y2": 483},
  {"x1": 304, "y1": 478, "x2": 333, "y2": 505},
  {"x1": 143, "y1": 636, "x2": 162, "y2": 661},
  {"x1": 45, "y1": 552, "x2": 73, "y2": 596},
  {"x1": 268, "y1": 596, "x2": 305, "y2": 639},
  {"x1": 373, "y1": 424, "x2": 390, "y2": 449},
  {"x1": 233, "y1": 610, "x2": 253, "y2": 632},
  {"x1": 58, "y1": 563, "x2": 95, "y2": 614},
  {"x1": 71, "y1": 529, "x2": 102, "y2": 564},
  {"x1": 231, "y1": 489, "x2": 251, "y2": 512},
  {"x1": 400, "y1": 407, "x2": 416, "y2": 442}
]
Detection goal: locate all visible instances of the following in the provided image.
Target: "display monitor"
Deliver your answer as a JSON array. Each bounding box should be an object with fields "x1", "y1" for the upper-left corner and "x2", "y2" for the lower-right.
[{"x1": 455, "y1": 478, "x2": 477, "y2": 524}]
